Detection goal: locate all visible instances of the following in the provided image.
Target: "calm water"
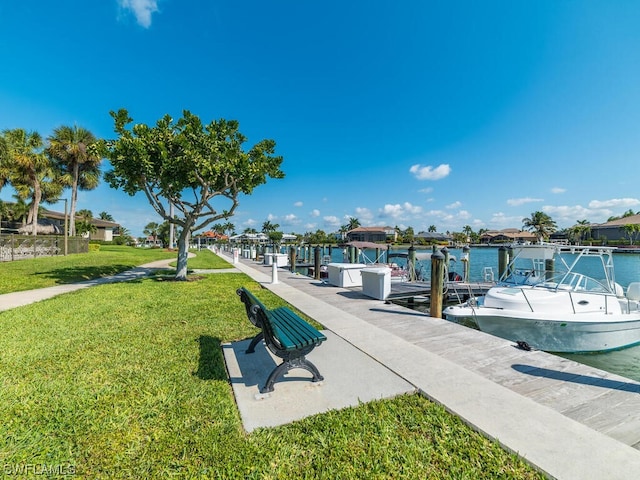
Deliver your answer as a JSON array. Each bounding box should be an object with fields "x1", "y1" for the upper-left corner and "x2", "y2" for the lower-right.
[{"x1": 321, "y1": 245, "x2": 640, "y2": 382}]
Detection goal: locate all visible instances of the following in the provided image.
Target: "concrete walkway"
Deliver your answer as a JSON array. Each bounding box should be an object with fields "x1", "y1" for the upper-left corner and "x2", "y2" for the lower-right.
[{"x1": 223, "y1": 253, "x2": 640, "y2": 480}]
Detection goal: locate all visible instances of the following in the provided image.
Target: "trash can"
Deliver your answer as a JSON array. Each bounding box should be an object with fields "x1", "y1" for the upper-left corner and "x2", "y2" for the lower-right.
[
  {"x1": 263, "y1": 253, "x2": 274, "y2": 266},
  {"x1": 361, "y1": 267, "x2": 391, "y2": 300}
]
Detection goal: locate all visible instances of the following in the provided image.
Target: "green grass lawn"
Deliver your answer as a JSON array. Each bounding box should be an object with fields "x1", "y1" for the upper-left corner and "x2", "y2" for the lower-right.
[
  {"x1": 0, "y1": 249, "x2": 545, "y2": 478},
  {"x1": 0, "y1": 246, "x2": 177, "y2": 294}
]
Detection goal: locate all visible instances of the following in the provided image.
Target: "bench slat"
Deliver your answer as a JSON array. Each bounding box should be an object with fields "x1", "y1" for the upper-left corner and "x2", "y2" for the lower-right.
[{"x1": 270, "y1": 308, "x2": 326, "y2": 350}]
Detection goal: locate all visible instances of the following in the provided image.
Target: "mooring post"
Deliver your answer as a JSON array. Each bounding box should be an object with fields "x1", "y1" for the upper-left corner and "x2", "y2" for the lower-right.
[
  {"x1": 430, "y1": 249, "x2": 445, "y2": 318},
  {"x1": 408, "y1": 244, "x2": 416, "y2": 282},
  {"x1": 461, "y1": 245, "x2": 470, "y2": 282},
  {"x1": 498, "y1": 246, "x2": 508, "y2": 280},
  {"x1": 289, "y1": 246, "x2": 297, "y2": 273},
  {"x1": 441, "y1": 247, "x2": 450, "y2": 281},
  {"x1": 545, "y1": 257, "x2": 555, "y2": 280},
  {"x1": 314, "y1": 245, "x2": 321, "y2": 280},
  {"x1": 271, "y1": 261, "x2": 279, "y2": 284}
]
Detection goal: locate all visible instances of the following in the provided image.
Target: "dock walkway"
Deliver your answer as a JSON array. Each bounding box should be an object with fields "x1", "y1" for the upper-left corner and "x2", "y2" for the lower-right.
[{"x1": 226, "y1": 253, "x2": 640, "y2": 480}]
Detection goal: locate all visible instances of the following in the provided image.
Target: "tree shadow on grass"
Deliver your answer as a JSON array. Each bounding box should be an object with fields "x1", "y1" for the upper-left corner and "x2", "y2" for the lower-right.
[
  {"x1": 194, "y1": 335, "x2": 228, "y2": 381},
  {"x1": 34, "y1": 264, "x2": 139, "y2": 284}
]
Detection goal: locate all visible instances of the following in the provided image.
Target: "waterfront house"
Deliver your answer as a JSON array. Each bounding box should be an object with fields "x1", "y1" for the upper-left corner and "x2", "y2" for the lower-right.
[
  {"x1": 590, "y1": 214, "x2": 640, "y2": 244},
  {"x1": 479, "y1": 228, "x2": 537, "y2": 244},
  {"x1": 346, "y1": 226, "x2": 397, "y2": 243}
]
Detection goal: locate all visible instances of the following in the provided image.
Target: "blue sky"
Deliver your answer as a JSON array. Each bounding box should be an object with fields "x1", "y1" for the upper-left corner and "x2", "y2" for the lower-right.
[{"x1": 2, "y1": 1, "x2": 640, "y2": 238}]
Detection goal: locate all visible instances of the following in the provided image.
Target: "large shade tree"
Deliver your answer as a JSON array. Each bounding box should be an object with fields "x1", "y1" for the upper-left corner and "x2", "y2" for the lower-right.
[
  {"x1": 47, "y1": 125, "x2": 102, "y2": 236},
  {"x1": 99, "y1": 109, "x2": 284, "y2": 280}
]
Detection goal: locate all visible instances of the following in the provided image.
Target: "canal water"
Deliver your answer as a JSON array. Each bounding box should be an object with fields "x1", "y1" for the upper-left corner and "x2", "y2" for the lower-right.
[{"x1": 323, "y1": 245, "x2": 640, "y2": 382}]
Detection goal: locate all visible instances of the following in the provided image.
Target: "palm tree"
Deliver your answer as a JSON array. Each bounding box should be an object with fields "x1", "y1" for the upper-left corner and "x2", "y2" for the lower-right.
[
  {"x1": 144, "y1": 222, "x2": 160, "y2": 246},
  {"x1": 522, "y1": 211, "x2": 557, "y2": 243},
  {"x1": 346, "y1": 217, "x2": 360, "y2": 231},
  {"x1": 428, "y1": 225, "x2": 437, "y2": 233},
  {"x1": 0, "y1": 134, "x2": 10, "y2": 191},
  {"x1": 3, "y1": 128, "x2": 60, "y2": 235},
  {"x1": 47, "y1": 125, "x2": 101, "y2": 236},
  {"x1": 222, "y1": 221, "x2": 235, "y2": 237},
  {"x1": 262, "y1": 220, "x2": 279, "y2": 233},
  {"x1": 75, "y1": 209, "x2": 97, "y2": 237},
  {"x1": 99, "y1": 211, "x2": 114, "y2": 221}
]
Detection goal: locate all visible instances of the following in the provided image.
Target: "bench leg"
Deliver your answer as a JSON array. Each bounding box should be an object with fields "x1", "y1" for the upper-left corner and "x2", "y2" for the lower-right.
[
  {"x1": 260, "y1": 356, "x2": 324, "y2": 394},
  {"x1": 246, "y1": 332, "x2": 264, "y2": 354}
]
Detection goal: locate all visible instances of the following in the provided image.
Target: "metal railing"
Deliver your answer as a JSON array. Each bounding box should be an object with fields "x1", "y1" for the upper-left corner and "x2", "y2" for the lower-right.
[{"x1": 0, "y1": 234, "x2": 89, "y2": 262}]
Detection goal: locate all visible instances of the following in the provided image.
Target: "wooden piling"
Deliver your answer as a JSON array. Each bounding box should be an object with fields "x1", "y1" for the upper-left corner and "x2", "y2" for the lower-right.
[
  {"x1": 430, "y1": 249, "x2": 445, "y2": 318},
  {"x1": 289, "y1": 246, "x2": 297, "y2": 273},
  {"x1": 498, "y1": 246, "x2": 508, "y2": 280},
  {"x1": 314, "y1": 246, "x2": 321, "y2": 280}
]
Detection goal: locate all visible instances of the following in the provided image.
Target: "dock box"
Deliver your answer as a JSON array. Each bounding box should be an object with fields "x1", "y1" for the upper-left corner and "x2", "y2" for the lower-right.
[
  {"x1": 361, "y1": 267, "x2": 392, "y2": 300},
  {"x1": 327, "y1": 263, "x2": 367, "y2": 287}
]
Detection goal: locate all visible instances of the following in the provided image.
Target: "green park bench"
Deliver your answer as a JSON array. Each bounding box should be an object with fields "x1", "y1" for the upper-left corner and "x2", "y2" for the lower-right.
[{"x1": 236, "y1": 287, "x2": 327, "y2": 393}]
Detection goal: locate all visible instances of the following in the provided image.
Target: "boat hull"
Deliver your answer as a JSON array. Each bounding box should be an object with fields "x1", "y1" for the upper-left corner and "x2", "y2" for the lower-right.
[{"x1": 443, "y1": 304, "x2": 640, "y2": 353}]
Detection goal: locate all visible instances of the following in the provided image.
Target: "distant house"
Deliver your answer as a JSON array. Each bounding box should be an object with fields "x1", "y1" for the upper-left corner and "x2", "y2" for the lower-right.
[
  {"x1": 229, "y1": 233, "x2": 297, "y2": 244},
  {"x1": 40, "y1": 209, "x2": 120, "y2": 242},
  {"x1": 479, "y1": 228, "x2": 537, "y2": 244},
  {"x1": 346, "y1": 226, "x2": 397, "y2": 243},
  {"x1": 590, "y1": 214, "x2": 640, "y2": 243},
  {"x1": 415, "y1": 231, "x2": 452, "y2": 243}
]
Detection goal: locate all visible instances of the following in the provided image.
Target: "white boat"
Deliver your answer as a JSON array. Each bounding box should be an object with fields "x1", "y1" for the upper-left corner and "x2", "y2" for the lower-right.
[{"x1": 443, "y1": 243, "x2": 640, "y2": 353}]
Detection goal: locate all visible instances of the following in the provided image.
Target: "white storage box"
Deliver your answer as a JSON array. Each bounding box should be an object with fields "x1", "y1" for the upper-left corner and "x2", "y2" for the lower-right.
[
  {"x1": 361, "y1": 267, "x2": 391, "y2": 300},
  {"x1": 327, "y1": 263, "x2": 367, "y2": 287},
  {"x1": 263, "y1": 253, "x2": 274, "y2": 266},
  {"x1": 273, "y1": 253, "x2": 289, "y2": 267}
]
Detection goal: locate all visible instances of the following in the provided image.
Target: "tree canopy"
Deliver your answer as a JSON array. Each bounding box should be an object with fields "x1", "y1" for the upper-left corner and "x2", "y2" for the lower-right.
[{"x1": 98, "y1": 109, "x2": 284, "y2": 279}]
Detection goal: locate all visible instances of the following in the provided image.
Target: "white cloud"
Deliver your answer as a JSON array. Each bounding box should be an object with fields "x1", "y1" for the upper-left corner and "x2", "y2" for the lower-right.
[
  {"x1": 418, "y1": 187, "x2": 433, "y2": 194},
  {"x1": 457, "y1": 210, "x2": 472, "y2": 220},
  {"x1": 354, "y1": 207, "x2": 374, "y2": 222},
  {"x1": 409, "y1": 163, "x2": 451, "y2": 180},
  {"x1": 380, "y1": 204, "x2": 404, "y2": 218},
  {"x1": 119, "y1": 0, "x2": 159, "y2": 28},
  {"x1": 551, "y1": 187, "x2": 566, "y2": 194},
  {"x1": 323, "y1": 216, "x2": 341, "y2": 227},
  {"x1": 294, "y1": 201, "x2": 303, "y2": 207},
  {"x1": 588, "y1": 198, "x2": 640, "y2": 209},
  {"x1": 446, "y1": 201, "x2": 461, "y2": 209},
  {"x1": 284, "y1": 214, "x2": 298, "y2": 223},
  {"x1": 379, "y1": 202, "x2": 422, "y2": 220},
  {"x1": 543, "y1": 205, "x2": 595, "y2": 223},
  {"x1": 310, "y1": 209, "x2": 320, "y2": 217},
  {"x1": 507, "y1": 197, "x2": 543, "y2": 207},
  {"x1": 489, "y1": 212, "x2": 522, "y2": 227}
]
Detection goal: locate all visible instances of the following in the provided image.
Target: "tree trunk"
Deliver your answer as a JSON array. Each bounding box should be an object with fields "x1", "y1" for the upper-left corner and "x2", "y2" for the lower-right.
[
  {"x1": 30, "y1": 180, "x2": 42, "y2": 236},
  {"x1": 175, "y1": 227, "x2": 191, "y2": 280},
  {"x1": 69, "y1": 163, "x2": 79, "y2": 236}
]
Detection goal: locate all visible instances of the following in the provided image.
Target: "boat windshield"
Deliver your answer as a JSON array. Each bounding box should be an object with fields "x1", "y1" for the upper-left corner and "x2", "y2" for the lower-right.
[
  {"x1": 534, "y1": 272, "x2": 611, "y2": 293},
  {"x1": 499, "y1": 243, "x2": 617, "y2": 293}
]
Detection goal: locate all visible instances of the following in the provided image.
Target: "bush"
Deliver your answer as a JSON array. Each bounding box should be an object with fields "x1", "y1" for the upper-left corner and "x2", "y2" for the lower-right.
[{"x1": 88, "y1": 243, "x2": 100, "y2": 252}]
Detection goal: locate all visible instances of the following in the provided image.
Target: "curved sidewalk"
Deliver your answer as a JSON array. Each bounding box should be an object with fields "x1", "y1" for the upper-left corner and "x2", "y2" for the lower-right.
[
  {"x1": 0, "y1": 259, "x2": 180, "y2": 312},
  {"x1": 226, "y1": 253, "x2": 640, "y2": 480}
]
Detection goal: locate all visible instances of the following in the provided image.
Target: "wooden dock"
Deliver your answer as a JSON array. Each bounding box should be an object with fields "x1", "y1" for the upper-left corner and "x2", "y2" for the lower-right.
[{"x1": 387, "y1": 280, "x2": 493, "y2": 303}]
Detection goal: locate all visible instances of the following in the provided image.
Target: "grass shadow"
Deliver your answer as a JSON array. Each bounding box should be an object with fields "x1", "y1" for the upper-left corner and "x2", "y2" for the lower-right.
[
  {"x1": 194, "y1": 335, "x2": 228, "y2": 381},
  {"x1": 34, "y1": 264, "x2": 139, "y2": 284}
]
